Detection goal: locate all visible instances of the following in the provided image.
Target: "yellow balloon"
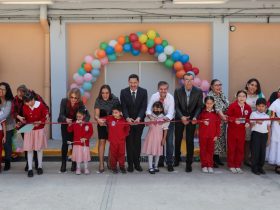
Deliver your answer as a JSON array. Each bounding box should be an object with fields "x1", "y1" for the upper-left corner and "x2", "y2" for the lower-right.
[
  {"x1": 147, "y1": 30, "x2": 156, "y2": 39},
  {"x1": 139, "y1": 34, "x2": 148, "y2": 44}
]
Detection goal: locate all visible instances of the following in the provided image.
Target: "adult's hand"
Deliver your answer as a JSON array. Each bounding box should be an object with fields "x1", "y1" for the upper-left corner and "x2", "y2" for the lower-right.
[
  {"x1": 97, "y1": 118, "x2": 106, "y2": 126},
  {"x1": 181, "y1": 116, "x2": 190, "y2": 125},
  {"x1": 66, "y1": 118, "x2": 72, "y2": 124},
  {"x1": 17, "y1": 115, "x2": 26, "y2": 124}
]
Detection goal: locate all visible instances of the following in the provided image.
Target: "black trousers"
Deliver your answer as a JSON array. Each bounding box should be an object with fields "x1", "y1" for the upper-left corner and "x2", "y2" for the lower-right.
[
  {"x1": 61, "y1": 125, "x2": 73, "y2": 162},
  {"x1": 175, "y1": 122, "x2": 196, "y2": 166},
  {"x1": 126, "y1": 124, "x2": 144, "y2": 168},
  {"x1": 251, "y1": 131, "x2": 268, "y2": 170}
]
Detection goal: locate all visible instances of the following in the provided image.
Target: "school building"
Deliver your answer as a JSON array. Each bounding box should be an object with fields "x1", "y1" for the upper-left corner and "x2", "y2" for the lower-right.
[{"x1": 0, "y1": 0, "x2": 280, "y2": 140}]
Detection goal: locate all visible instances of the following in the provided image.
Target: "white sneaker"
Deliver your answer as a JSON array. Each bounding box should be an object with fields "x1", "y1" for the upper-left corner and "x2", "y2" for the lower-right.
[
  {"x1": 236, "y1": 168, "x2": 243, "y2": 174},
  {"x1": 208, "y1": 167, "x2": 214, "y2": 173},
  {"x1": 202, "y1": 167, "x2": 208, "y2": 173},
  {"x1": 230, "y1": 168, "x2": 237, "y2": 174}
]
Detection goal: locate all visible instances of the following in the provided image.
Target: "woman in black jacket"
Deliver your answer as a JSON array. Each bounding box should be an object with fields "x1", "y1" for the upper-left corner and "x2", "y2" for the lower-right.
[{"x1": 58, "y1": 88, "x2": 90, "y2": 173}]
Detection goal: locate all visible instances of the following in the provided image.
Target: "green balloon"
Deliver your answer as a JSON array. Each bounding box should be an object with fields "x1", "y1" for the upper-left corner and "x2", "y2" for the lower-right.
[
  {"x1": 162, "y1": 40, "x2": 168, "y2": 47},
  {"x1": 100, "y1": 42, "x2": 108, "y2": 50},
  {"x1": 146, "y1": 39, "x2": 155, "y2": 48},
  {"x1": 156, "y1": 32, "x2": 160, "y2": 37},
  {"x1": 125, "y1": 36, "x2": 130, "y2": 43},
  {"x1": 164, "y1": 59, "x2": 174, "y2": 69},
  {"x1": 81, "y1": 62, "x2": 86, "y2": 68}
]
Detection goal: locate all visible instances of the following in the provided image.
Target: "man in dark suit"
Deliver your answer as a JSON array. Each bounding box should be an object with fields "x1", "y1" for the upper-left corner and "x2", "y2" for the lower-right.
[
  {"x1": 174, "y1": 72, "x2": 203, "y2": 172},
  {"x1": 120, "y1": 74, "x2": 148, "y2": 172}
]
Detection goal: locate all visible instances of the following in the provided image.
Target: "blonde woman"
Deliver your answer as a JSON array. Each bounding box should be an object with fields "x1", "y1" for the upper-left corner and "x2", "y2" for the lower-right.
[{"x1": 58, "y1": 88, "x2": 90, "y2": 173}]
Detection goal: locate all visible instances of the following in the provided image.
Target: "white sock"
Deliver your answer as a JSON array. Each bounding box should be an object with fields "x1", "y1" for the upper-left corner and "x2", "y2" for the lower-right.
[
  {"x1": 77, "y1": 162, "x2": 81, "y2": 169},
  {"x1": 155, "y1": 156, "x2": 160, "y2": 169},
  {"x1": 84, "y1": 162, "x2": 88, "y2": 169},
  {"x1": 37, "y1": 150, "x2": 43, "y2": 168},
  {"x1": 148, "y1": 155, "x2": 153, "y2": 169},
  {"x1": 27, "y1": 151, "x2": 33, "y2": 170}
]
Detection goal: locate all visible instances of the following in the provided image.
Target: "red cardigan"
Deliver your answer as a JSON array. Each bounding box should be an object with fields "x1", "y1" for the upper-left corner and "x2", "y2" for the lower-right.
[
  {"x1": 67, "y1": 122, "x2": 93, "y2": 146},
  {"x1": 22, "y1": 101, "x2": 49, "y2": 130},
  {"x1": 198, "y1": 109, "x2": 221, "y2": 139},
  {"x1": 104, "y1": 116, "x2": 130, "y2": 143},
  {"x1": 226, "y1": 101, "x2": 252, "y2": 130}
]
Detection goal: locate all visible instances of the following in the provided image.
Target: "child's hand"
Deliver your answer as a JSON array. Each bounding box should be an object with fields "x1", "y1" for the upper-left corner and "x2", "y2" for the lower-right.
[
  {"x1": 256, "y1": 120, "x2": 263, "y2": 125},
  {"x1": 245, "y1": 123, "x2": 250, "y2": 128},
  {"x1": 33, "y1": 121, "x2": 41, "y2": 127},
  {"x1": 66, "y1": 118, "x2": 72, "y2": 124},
  {"x1": 213, "y1": 136, "x2": 218, "y2": 142},
  {"x1": 161, "y1": 138, "x2": 166, "y2": 146},
  {"x1": 266, "y1": 139, "x2": 270, "y2": 147},
  {"x1": 204, "y1": 120, "x2": 209, "y2": 126},
  {"x1": 191, "y1": 118, "x2": 198, "y2": 125},
  {"x1": 80, "y1": 138, "x2": 87, "y2": 143},
  {"x1": 2, "y1": 136, "x2": 6, "y2": 143},
  {"x1": 235, "y1": 120, "x2": 241, "y2": 125}
]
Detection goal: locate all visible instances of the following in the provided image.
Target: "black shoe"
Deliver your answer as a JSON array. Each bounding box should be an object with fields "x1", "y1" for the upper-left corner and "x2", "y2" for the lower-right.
[
  {"x1": 120, "y1": 167, "x2": 126, "y2": 174},
  {"x1": 35, "y1": 163, "x2": 39, "y2": 171},
  {"x1": 71, "y1": 162, "x2": 77, "y2": 172},
  {"x1": 60, "y1": 161, "x2": 67, "y2": 173},
  {"x1": 112, "y1": 169, "x2": 118, "y2": 174},
  {"x1": 24, "y1": 162, "x2": 28, "y2": 172},
  {"x1": 28, "y1": 170, "x2": 34, "y2": 177},
  {"x1": 127, "y1": 165, "x2": 134, "y2": 172},
  {"x1": 259, "y1": 168, "x2": 266, "y2": 174},
  {"x1": 213, "y1": 162, "x2": 219, "y2": 168},
  {"x1": 4, "y1": 161, "x2": 10, "y2": 171},
  {"x1": 167, "y1": 164, "x2": 174, "y2": 172},
  {"x1": 185, "y1": 165, "x2": 192, "y2": 173},
  {"x1": 135, "y1": 165, "x2": 143, "y2": 172},
  {"x1": 157, "y1": 161, "x2": 164, "y2": 168},
  {"x1": 149, "y1": 168, "x2": 155, "y2": 174},
  {"x1": 37, "y1": 168, "x2": 43, "y2": 175},
  {"x1": 174, "y1": 159, "x2": 179, "y2": 167},
  {"x1": 252, "y1": 169, "x2": 260, "y2": 175},
  {"x1": 244, "y1": 161, "x2": 251, "y2": 167},
  {"x1": 154, "y1": 168, "x2": 160, "y2": 173}
]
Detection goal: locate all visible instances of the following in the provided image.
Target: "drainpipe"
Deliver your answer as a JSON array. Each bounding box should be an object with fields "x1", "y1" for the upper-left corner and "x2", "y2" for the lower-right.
[{"x1": 40, "y1": 5, "x2": 51, "y2": 138}]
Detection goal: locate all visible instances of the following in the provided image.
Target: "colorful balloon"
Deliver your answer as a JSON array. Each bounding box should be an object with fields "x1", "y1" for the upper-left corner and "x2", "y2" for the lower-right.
[
  {"x1": 91, "y1": 68, "x2": 100, "y2": 77},
  {"x1": 96, "y1": 49, "x2": 106, "y2": 59},
  {"x1": 146, "y1": 39, "x2": 155, "y2": 48},
  {"x1": 74, "y1": 75, "x2": 84, "y2": 85},
  {"x1": 140, "y1": 44, "x2": 148, "y2": 53},
  {"x1": 192, "y1": 67, "x2": 200, "y2": 75},
  {"x1": 164, "y1": 59, "x2": 174, "y2": 69},
  {"x1": 139, "y1": 34, "x2": 148, "y2": 44},
  {"x1": 155, "y1": 45, "x2": 164, "y2": 54},
  {"x1": 176, "y1": 70, "x2": 185, "y2": 79},
  {"x1": 99, "y1": 42, "x2": 108, "y2": 50},
  {"x1": 109, "y1": 40, "x2": 118, "y2": 47},
  {"x1": 161, "y1": 40, "x2": 168, "y2": 47},
  {"x1": 180, "y1": 54, "x2": 190, "y2": 64},
  {"x1": 158, "y1": 53, "x2": 167, "y2": 62},
  {"x1": 132, "y1": 41, "x2": 141, "y2": 50},
  {"x1": 123, "y1": 43, "x2": 132, "y2": 52},
  {"x1": 105, "y1": 46, "x2": 115, "y2": 55},
  {"x1": 92, "y1": 59, "x2": 101, "y2": 69},
  {"x1": 164, "y1": 45, "x2": 174, "y2": 55},
  {"x1": 84, "y1": 55, "x2": 93, "y2": 64},
  {"x1": 83, "y1": 73, "x2": 93, "y2": 82},
  {"x1": 147, "y1": 30, "x2": 156, "y2": 39},
  {"x1": 70, "y1": 83, "x2": 79, "y2": 89},
  {"x1": 78, "y1": 68, "x2": 86, "y2": 76},
  {"x1": 129, "y1": 33, "x2": 138, "y2": 42},
  {"x1": 183, "y1": 62, "x2": 193, "y2": 72},
  {"x1": 82, "y1": 82, "x2": 92, "y2": 91},
  {"x1": 201, "y1": 80, "x2": 210, "y2": 91},
  {"x1": 114, "y1": 44, "x2": 123, "y2": 53},
  {"x1": 131, "y1": 49, "x2": 140, "y2": 56},
  {"x1": 100, "y1": 56, "x2": 108, "y2": 66},
  {"x1": 174, "y1": 61, "x2": 183, "y2": 71},
  {"x1": 148, "y1": 47, "x2": 155, "y2": 55},
  {"x1": 171, "y1": 51, "x2": 182, "y2": 62},
  {"x1": 117, "y1": 35, "x2": 125, "y2": 45},
  {"x1": 193, "y1": 77, "x2": 202, "y2": 87},
  {"x1": 108, "y1": 53, "x2": 117, "y2": 61},
  {"x1": 84, "y1": 91, "x2": 91, "y2": 99},
  {"x1": 154, "y1": 37, "x2": 162, "y2": 45},
  {"x1": 84, "y1": 63, "x2": 92, "y2": 72}
]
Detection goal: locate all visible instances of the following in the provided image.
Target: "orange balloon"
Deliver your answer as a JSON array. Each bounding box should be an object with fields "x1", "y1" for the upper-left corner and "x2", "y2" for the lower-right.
[
  {"x1": 84, "y1": 63, "x2": 92, "y2": 72},
  {"x1": 154, "y1": 37, "x2": 162, "y2": 45},
  {"x1": 97, "y1": 49, "x2": 106, "y2": 59},
  {"x1": 115, "y1": 44, "x2": 123, "y2": 53},
  {"x1": 117, "y1": 35, "x2": 125, "y2": 45},
  {"x1": 140, "y1": 44, "x2": 148, "y2": 53},
  {"x1": 174, "y1": 61, "x2": 183, "y2": 71},
  {"x1": 176, "y1": 70, "x2": 185, "y2": 79}
]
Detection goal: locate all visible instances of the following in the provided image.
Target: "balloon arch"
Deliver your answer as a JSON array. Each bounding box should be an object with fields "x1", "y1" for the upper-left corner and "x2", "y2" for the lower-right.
[{"x1": 70, "y1": 30, "x2": 210, "y2": 103}]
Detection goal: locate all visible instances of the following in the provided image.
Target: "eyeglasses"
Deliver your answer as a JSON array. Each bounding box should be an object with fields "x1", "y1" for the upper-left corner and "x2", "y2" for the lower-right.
[
  {"x1": 214, "y1": 84, "x2": 222, "y2": 87},
  {"x1": 184, "y1": 79, "x2": 194, "y2": 82},
  {"x1": 101, "y1": 92, "x2": 109, "y2": 94},
  {"x1": 70, "y1": 96, "x2": 78, "y2": 100}
]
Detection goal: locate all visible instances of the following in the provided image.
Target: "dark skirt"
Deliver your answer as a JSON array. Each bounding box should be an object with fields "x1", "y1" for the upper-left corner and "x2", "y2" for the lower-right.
[{"x1": 97, "y1": 125, "x2": 108, "y2": 140}]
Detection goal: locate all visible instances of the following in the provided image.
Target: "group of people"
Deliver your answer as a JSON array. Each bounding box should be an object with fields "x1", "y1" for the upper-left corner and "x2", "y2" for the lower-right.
[{"x1": 0, "y1": 72, "x2": 280, "y2": 177}]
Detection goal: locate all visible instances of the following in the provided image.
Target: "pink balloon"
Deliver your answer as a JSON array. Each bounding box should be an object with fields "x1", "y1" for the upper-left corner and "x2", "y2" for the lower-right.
[
  {"x1": 84, "y1": 91, "x2": 91, "y2": 99},
  {"x1": 100, "y1": 56, "x2": 109, "y2": 66},
  {"x1": 83, "y1": 73, "x2": 93, "y2": 82},
  {"x1": 84, "y1": 55, "x2": 93, "y2": 64},
  {"x1": 70, "y1": 83, "x2": 79, "y2": 89},
  {"x1": 74, "y1": 75, "x2": 84, "y2": 85},
  {"x1": 201, "y1": 80, "x2": 210, "y2": 92},
  {"x1": 193, "y1": 77, "x2": 202, "y2": 87}
]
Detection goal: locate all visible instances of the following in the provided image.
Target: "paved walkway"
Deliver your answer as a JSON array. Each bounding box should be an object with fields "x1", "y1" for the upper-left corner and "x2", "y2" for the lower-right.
[{"x1": 1, "y1": 162, "x2": 280, "y2": 210}]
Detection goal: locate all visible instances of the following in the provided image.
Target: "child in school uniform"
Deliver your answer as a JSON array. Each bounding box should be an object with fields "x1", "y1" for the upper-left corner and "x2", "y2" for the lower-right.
[
  {"x1": 22, "y1": 91, "x2": 49, "y2": 178},
  {"x1": 142, "y1": 101, "x2": 169, "y2": 174},
  {"x1": 101, "y1": 105, "x2": 130, "y2": 174},
  {"x1": 227, "y1": 90, "x2": 252, "y2": 174},
  {"x1": 250, "y1": 98, "x2": 271, "y2": 175},
  {"x1": 266, "y1": 87, "x2": 280, "y2": 174},
  {"x1": 67, "y1": 108, "x2": 93, "y2": 175},
  {"x1": 198, "y1": 96, "x2": 221, "y2": 173},
  {"x1": 0, "y1": 119, "x2": 6, "y2": 173}
]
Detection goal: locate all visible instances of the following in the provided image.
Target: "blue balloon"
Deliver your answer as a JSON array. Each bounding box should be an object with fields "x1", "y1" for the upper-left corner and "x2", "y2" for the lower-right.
[
  {"x1": 180, "y1": 54, "x2": 190, "y2": 64},
  {"x1": 131, "y1": 49, "x2": 140, "y2": 56},
  {"x1": 155, "y1": 45, "x2": 164, "y2": 54},
  {"x1": 82, "y1": 82, "x2": 92, "y2": 91},
  {"x1": 136, "y1": 32, "x2": 143, "y2": 37},
  {"x1": 91, "y1": 68, "x2": 100, "y2": 77},
  {"x1": 78, "y1": 67, "x2": 86, "y2": 76},
  {"x1": 171, "y1": 50, "x2": 181, "y2": 61},
  {"x1": 91, "y1": 77, "x2": 97, "y2": 83},
  {"x1": 79, "y1": 88, "x2": 85, "y2": 96},
  {"x1": 108, "y1": 54, "x2": 117, "y2": 61},
  {"x1": 123, "y1": 43, "x2": 132, "y2": 52},
  {"x1": 105, "y1": 46, "x2": 115, "y2": 55}
]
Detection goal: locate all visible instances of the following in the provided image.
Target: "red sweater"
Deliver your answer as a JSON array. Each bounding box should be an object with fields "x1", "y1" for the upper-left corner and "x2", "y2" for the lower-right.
[
  {"x1": 67, "y1": 122, "x2": 93, "y2": 146},
  {"x1": 198, "y1": 109, "x2": 221, "y2": 139},
  {"x1": 104, "y1": 116, "x2": 130, "y2": 143},
  {"x1": 226, "y1": 101, "x2": 252, "y2": 130},
  {"x1": 22, "y1": 101, "x2": 49, "y2": 130}
]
